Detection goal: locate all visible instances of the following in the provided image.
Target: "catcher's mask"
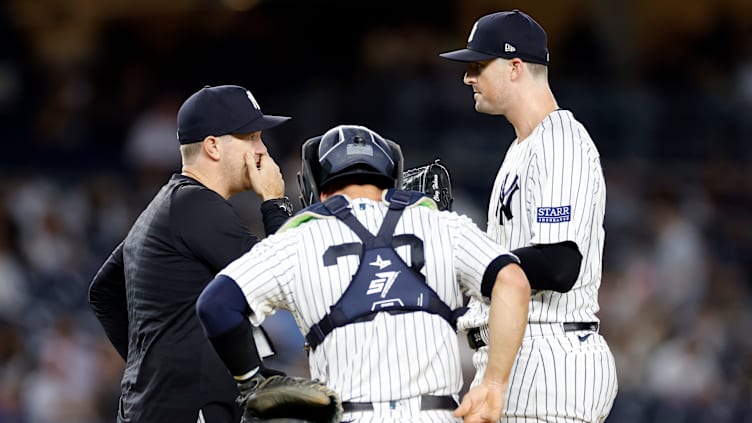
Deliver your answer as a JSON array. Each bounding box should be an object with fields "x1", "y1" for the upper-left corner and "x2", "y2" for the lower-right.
[{"x1": 297, "y1": 125, "x2": 404, "y2": 207}]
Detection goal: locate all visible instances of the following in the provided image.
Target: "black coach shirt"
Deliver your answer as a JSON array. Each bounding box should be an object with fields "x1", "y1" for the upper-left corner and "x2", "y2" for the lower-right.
[{"x1": 89, "y1": 174, "x2": 288, "y2": 423}]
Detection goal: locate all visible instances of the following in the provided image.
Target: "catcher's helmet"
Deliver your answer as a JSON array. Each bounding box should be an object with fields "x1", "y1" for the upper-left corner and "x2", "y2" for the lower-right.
[{"x1": 297, "y1": 125, "x2": 403, "y2": 207}]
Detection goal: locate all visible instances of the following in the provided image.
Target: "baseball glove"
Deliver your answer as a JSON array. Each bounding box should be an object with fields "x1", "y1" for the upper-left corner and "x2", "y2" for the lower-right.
[
  {"x1": 237, "y1": 374, "x2": 343, "y2": 423},
  {"x1": 401, "y1": 158, "x2": 454, "y2": 211}
]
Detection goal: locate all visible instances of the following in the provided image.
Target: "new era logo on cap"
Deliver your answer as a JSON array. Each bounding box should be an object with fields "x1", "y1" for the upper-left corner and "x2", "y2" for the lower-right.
[{"x1": 440, "y1": 9, "x2": 549, "y2": 65}]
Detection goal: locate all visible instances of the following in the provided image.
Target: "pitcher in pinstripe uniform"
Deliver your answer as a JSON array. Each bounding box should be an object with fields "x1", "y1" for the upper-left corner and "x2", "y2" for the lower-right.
[
  {"x1": 195, "y1": 125, "x2": 531, "y2": 422},
  {"x1": 440, "y1": 10, "x2": 618, "y2": 423}
]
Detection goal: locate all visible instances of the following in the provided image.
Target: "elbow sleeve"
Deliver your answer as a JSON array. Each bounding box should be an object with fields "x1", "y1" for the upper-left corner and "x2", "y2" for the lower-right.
[
  {"x1": 196, "y1": 275, "x2": 251, "y2": 337},
  {"x1": 196, "y1": 275, "x2": 261, "y2": 378},
  {"x1": 511, "y1": 241, "x2": 582, "y2": 292},
  {"x1": 480, "y1": 253, "x2": 521, "y2": 298}
]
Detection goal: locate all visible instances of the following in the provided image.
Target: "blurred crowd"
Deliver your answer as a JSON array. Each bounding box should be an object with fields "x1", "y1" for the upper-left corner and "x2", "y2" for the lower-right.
[{"x1": 1, "y1": 1, "x2": 752, "y2": 422}]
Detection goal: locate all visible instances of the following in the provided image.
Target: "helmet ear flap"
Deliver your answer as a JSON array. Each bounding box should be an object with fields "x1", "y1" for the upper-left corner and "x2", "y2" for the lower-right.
[
  {"x1": 297, "y1": 136, "x2": 323, "y2": 207},
  {"x1": 385, "y1": 138, "x2": 403, "y2": 188}
]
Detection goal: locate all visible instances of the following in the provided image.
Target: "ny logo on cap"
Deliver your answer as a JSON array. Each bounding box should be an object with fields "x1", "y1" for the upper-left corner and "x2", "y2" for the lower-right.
[
  {"x1": 504, "y1": 43, "x2": 516, "y2": 53},
  {"x1": 245, "y1": 90, "x2": 260, "y2": 110},
  {"x1": 468, "y1": 21, "x2": 479, "y2": 42}
]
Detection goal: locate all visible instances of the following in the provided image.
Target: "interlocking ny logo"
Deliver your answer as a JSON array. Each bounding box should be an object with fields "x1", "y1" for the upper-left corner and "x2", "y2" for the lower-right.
[
  {"x1": 497, "y1": 174, "x2": 519, "y2": 225},
  {"x1": 245, "y1": 90, "x2": 260, "y2": 110},
  {"x1": 468, "y1": 21, "x2": 479, "y2": 42}
]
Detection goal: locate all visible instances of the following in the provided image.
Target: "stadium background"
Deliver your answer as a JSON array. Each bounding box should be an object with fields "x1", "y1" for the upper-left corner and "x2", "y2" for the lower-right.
[{"x1": 1, "y1": 0, "x2": 751, "y2": 421}]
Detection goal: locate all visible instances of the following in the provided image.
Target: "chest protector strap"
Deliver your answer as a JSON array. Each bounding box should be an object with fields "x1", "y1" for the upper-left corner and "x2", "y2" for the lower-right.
[{"x1": 305, "y1": 190, "x2": 460, "y2": 350}]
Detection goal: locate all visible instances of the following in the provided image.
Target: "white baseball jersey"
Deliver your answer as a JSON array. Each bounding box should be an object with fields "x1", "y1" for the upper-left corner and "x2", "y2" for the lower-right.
[
  {"x1": 458, "y1": 110, "x2": 618, "y2": 422},
  {"x1": 219, "y1": 194, "x2": 514, "y2": 422}
]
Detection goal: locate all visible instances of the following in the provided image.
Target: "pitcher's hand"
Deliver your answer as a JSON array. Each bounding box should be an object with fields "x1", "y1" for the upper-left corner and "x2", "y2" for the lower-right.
[{"x1": 454, "y1": 381, "x2": 506, "y2": 423}]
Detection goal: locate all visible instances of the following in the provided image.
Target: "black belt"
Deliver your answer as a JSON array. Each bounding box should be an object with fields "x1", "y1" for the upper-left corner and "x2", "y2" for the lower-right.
[
  {"x1": 467, "y1": 322, "x2": 599, "y2": 350},
  {"x1": 563, "y1": 322, "x2": 599, "y2": 332},
  {"x1": 342, "y1": 395, "x2": 458, "y2": 412}
]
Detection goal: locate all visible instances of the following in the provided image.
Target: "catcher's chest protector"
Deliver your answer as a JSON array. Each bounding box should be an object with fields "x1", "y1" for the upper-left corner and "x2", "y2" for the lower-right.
[{"x1": 305, "y1": 190, "x2": 460, "y2": 350}]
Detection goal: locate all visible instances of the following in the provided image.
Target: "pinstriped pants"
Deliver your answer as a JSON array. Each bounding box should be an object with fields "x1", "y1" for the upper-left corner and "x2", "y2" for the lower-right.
[{"x1": 470, "y1": 323, "x2": 618, "y2": 423}]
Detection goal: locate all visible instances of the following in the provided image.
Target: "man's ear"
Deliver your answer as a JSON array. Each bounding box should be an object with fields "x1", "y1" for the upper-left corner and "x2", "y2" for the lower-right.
[
  {"x1": 509, "y1": 58, "x2": 525, "y2": 80},
  {"x1": 203, "y1": 136, "x2": 221, "y2": 160}
]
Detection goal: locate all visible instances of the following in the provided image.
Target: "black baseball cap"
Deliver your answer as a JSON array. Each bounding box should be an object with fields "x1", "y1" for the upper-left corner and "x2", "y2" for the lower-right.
[
  {"x1": 439, "y1": 10, "x2": 549, "y2": 65},
  {"x1": 177, "y1": 85, "x2": 291, "y2": 144}
]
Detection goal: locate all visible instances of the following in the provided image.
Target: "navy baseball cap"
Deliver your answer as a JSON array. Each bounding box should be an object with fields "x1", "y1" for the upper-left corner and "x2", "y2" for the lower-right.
[
  {"x1": 177, "y1": 85, "x2": 291, "y2": 144},
  {"x1": 439, "y1": 10, "x2": 549, "y2": 65}
]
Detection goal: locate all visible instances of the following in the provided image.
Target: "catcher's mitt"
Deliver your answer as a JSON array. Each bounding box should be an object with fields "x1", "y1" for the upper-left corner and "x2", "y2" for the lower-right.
[
  {"x1": 401, "y1": 159, "x2": 454, "y2": 211},
  {"x1": 238, "y1": 375, "x2": 343, "y2": 423}
]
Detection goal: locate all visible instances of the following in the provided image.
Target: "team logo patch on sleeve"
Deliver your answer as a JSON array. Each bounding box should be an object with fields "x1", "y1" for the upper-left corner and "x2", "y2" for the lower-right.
[{"x1": 537, "y1": 206, "x2": 571, "y2": 223}]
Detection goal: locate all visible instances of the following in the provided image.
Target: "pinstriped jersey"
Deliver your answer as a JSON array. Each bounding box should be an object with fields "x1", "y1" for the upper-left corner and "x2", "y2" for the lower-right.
[
  {"x1": 218, "y1": 193, "x2": 513, "y2": 405},
  {"x1": 459, "y1": 109, "x2": 606, "y2": 330}
]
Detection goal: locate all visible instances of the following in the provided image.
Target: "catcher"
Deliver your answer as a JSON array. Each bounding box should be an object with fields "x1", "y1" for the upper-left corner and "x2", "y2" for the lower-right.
[{"x1": 196, "y1": 124, "x2": 530, "y2": 422}]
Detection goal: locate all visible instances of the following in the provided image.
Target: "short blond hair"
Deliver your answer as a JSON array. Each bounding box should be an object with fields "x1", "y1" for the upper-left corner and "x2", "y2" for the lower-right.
[
  {"x1": 180, "y1": 142, "x2": 202, "y2": 164},
  {"x1": 527, "y1": 62, "x2": 548, "y2": 80}
]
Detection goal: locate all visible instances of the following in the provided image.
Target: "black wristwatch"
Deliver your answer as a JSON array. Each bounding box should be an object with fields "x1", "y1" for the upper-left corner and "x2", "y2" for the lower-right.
[{"x1": 264, "y1": 196, "x2": 294, "y2": 217}]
